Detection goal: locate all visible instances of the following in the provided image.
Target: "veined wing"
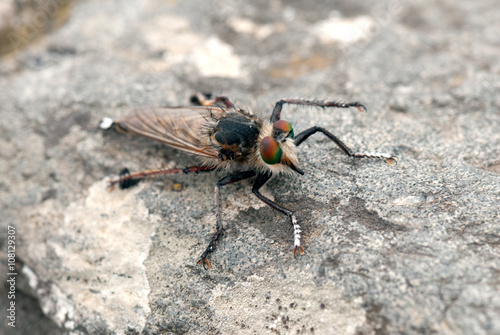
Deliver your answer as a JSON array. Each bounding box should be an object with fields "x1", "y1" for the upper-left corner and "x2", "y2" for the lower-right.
[{"x1": 115, "y1": 106, "x2": 223, "y2": 159}]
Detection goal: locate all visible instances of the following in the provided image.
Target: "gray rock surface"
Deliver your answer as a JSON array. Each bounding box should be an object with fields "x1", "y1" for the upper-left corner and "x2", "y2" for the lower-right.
[{"x1": 1, "y1": 0, "x2": 499, "y2": 334}]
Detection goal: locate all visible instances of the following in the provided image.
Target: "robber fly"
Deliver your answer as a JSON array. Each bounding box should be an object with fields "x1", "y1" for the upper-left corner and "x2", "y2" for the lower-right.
[{"x1": 100, "y1": 93, "x2": 396, "y2": 269}]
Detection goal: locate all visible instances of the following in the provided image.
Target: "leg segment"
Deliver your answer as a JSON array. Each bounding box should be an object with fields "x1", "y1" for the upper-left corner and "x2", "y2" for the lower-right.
[
  {"x1": 198, "y1": 170, "x2": 256, "y2": 269},
  {"x1": 270, "y1": 98, "x2": 367, "y2": 123},
  {"x1": 251, "y1": 173, "x2": 304, "y2": 257},
  {"x1": 191, "y1": 92, "x2": 252, "y2": 116},
  {"x1": 108, "y1": 166, "x2": 216, "y2": 191},
  {"x1": 294, "y1": 127, "x2": 397, "y2": 165},
  {"x1": 190, "y1": 92, "x2": 235, "y2": 109}
]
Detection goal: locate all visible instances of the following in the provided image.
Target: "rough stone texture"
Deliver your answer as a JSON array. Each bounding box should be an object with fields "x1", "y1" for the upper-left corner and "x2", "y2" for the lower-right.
[
  {"x1": 1, "y1": 0, "x2": 499, "y2": 334},
  {"x1": 0, "y1": 0, "x2": 71, "y2": 56}
]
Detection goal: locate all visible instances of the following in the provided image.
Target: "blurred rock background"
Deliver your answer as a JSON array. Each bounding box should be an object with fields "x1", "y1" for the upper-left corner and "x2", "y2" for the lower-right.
[{"x1": 1, "y1": 0, "x2": 499, "y2": 334}]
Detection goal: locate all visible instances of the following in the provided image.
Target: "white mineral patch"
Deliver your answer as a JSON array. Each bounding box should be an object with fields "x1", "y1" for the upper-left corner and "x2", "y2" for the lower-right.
[
  {"x1": 192, "y1": 36, "x2": 244, "y2": 78},
  {"x1": 313, "y1": 15, "x2": 374, "y2": 45}
]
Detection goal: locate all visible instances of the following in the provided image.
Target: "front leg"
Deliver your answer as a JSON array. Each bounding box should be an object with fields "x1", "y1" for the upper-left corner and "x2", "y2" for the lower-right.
[
  {"x1": 251, "y1": 172, "x2": 304, "y2": 257},
  {"x1": 198, "y1": 170, "x2": 256, "y2": 269},
  {"x1": 294, "y1": 126, "x2": 397, "y2": 165},
  {"x1": 270, "y1": 98, "x2": 367, "y2": 123}
]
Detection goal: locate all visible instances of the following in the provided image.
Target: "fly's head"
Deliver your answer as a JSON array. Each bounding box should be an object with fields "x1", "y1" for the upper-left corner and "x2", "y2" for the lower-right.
[{"x1": 258, "y1": 120, "x2": 303, "y2": 175}]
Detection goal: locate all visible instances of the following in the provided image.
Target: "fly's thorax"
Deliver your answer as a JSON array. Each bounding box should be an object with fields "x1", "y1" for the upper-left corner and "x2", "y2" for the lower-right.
[
  {"x1": 252, "y1": 123, "x2": 300, "y2": 175},
  {"x1": 207, "y1": 111, "x2": 264, "y2": 165}
]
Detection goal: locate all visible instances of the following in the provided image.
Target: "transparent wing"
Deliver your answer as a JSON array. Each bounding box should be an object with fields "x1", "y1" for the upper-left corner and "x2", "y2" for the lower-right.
[{"x1": 115, "y1": 106, "x2": 223, "y2": 159}]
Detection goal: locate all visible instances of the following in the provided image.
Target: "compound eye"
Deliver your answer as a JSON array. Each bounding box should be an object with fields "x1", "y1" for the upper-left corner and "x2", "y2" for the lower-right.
[
  {"x1": 260, "y1": 136, "x2": 282, "y2": 165},
  {"x1": 273, "y1": 120, "x2": 294, "y2": 138}
]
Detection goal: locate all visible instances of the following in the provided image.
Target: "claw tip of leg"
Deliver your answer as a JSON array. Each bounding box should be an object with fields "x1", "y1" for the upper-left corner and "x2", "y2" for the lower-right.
[
  {"x1": 356, "y1": 105, "x2": 367, "y2": 113},
  {"x1": 107, "y1": 183, "x2": 115, "y2": 192},
  {"x1": 386, "y1": 157, "x2": 398, "y2": 166},
  {"x1": 293, "y1": 246, "x2": 305, "y2": 257},
  {"x1": 198, "y1": 258, "x2": 211, "y2": 269}
]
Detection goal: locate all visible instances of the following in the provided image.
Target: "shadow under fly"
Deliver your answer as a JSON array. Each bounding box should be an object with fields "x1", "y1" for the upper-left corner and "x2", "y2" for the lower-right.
[{"x1": 100, "y1": 93, "x2": 397, "y2": 269}]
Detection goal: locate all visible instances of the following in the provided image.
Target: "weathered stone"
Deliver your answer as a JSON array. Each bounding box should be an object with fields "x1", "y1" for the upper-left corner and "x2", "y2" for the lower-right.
[{"x1": 1, "y1": 1, "x2": 499, "y2": 334}]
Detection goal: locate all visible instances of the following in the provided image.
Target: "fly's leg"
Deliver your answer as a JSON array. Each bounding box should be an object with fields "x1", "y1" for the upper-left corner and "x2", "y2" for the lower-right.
[
  {"x1": 294, "y1": 127, "x2": 397, "y2": 165},
  {"x1": 191, "y1": 92, "x2": 252, "y2": 116},
  {"x1": 190, "y1": 92, "x2": 235, "y2": 109},
  {"x1": 198, "y1": 170, "x2": 256, "y2": 269},
  {"x1": 270, "y1": 98, "x2": 367, "y2": 123},
  {"x1": 108, "y1": 166, "x2": 216, "y2": 191},
  {"x1": 251, "y1": 172, "x2": 305, "y2": 257}
]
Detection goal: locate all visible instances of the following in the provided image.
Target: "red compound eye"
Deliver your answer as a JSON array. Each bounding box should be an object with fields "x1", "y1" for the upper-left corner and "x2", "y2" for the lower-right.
[
  {"x1": 260, "y1": 136, "x2": 282, "y2": 164},
  {"x1": 273, "y1": 120, "x2": 294, "y2": 138}
]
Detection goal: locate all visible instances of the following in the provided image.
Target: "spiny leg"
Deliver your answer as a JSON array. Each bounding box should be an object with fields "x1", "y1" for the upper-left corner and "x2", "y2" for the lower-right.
[
  {"x1": 270, "y1": 98, "x2": 367, "y2": 123},
  {"x1": 198, "y1": 170, "x2": 256, "y2": 269},
  {"x1": 294, "y1": 126, "x2": 397, "y2": 165},
  {"x1": 190, "y1": 92, "x2": 251, "y2": 116},
  {"x1": 251, "y1": 172, "x2": 304, "y2": 257},
  {"x1": 190, "y1": 92, "x2": 235, "y2": 109},
  {"x1": 109, "y1": 166, "x2": 216, "y2": 191}
]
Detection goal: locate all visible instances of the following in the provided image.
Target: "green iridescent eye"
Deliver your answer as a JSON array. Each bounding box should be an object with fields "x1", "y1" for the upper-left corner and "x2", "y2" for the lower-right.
[
  {"x1": 260, "y1": 136, "x2": 282, "y2": 164},
  {"x1": 273, "y1": 120, "x2": 294, "y2": 138}
]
